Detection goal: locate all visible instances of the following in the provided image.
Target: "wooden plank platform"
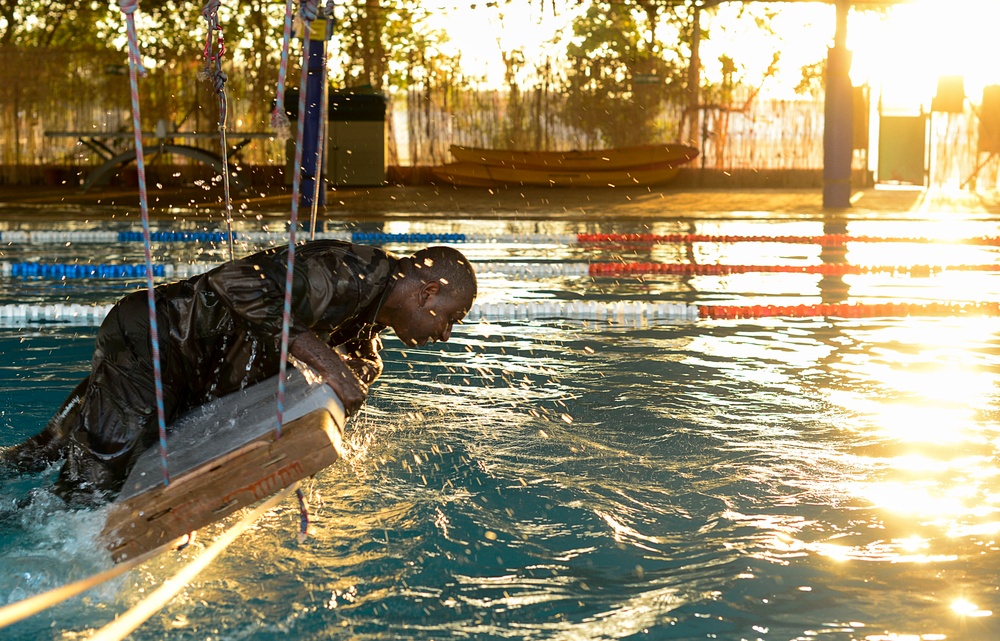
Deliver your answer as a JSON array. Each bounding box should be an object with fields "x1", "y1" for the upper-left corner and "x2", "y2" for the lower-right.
[{"x1": 101, "y1": 368, "x2": 346, "y2": 563}]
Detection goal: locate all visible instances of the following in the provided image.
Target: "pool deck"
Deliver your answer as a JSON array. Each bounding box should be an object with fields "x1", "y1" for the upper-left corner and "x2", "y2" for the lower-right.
[{"x1": 1, "y1": 183, "x2": 999, "y2": 222}]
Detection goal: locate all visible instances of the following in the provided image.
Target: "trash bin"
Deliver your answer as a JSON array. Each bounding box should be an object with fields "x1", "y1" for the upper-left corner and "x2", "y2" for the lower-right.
[{"x1": 281, "y1": 89, "x2": 388, "y2": 187}]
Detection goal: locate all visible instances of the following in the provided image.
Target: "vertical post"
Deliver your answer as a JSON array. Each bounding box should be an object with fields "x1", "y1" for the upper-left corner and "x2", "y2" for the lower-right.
[
  {"x1": 686, "y1": 5, "x2": 702, "y2": 157},
  {"x1": 301, "y1": 18, "x2": 329, "y2": 210},
  {"x1": 823, "y1": 0, "x2": 854, "y2": 208}
]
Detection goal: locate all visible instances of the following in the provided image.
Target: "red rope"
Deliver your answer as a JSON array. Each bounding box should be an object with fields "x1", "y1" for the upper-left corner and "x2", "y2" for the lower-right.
[
  {"x1": 699, "y1": 301, "x2": 1000, "y2": 320},
  {"x1": 588, "y1": 262, "x2": 1000, "y2": 277},
  {"x1": 578, "y1": 233, "x2": 1000, "y2": 247}
]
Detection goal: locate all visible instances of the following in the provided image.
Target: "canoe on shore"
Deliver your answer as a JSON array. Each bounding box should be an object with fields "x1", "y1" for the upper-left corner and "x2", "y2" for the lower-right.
[
  {"x1": 448, "y1": 144, "x2": 699, "y2": 171},
  {"x1": 432, "y1": 161, "x2": 684, "y2": 188}
]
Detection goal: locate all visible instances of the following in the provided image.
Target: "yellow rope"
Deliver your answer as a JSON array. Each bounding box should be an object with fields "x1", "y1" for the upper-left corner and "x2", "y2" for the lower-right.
[
  {"x1": 0, "y1": 535, "x2": 186, "y2": 630},
  {"x1": 87, "y1": 483, "x2": 298, "y2": 641}
]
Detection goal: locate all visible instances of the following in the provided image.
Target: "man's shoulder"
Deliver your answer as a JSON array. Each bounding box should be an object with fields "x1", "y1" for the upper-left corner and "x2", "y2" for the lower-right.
[{"x1": 303, "y1": 240, "x2": 397, "y2": 271}]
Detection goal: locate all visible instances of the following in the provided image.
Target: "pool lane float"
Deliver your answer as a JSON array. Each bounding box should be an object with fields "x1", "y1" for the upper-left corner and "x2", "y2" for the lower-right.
[{"x1": 101, "y1": 367, "x2": 346, "y2": 563}]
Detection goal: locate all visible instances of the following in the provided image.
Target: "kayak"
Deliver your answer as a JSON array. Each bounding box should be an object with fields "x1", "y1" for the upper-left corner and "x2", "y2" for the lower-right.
[{"x1": 448, "y1": 143, "x2": 699, "y2": 171}]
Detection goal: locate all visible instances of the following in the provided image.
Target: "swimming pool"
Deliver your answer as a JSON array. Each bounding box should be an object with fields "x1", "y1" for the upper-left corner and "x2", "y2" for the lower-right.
[{"x1": 2, "y1": 208, "x2": 1000, "y2": 640}]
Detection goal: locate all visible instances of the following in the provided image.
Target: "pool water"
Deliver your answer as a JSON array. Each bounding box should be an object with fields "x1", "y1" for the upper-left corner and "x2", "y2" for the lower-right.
[{"x1": 2, "y1": 212, "x2": 1000, "y2": 640}]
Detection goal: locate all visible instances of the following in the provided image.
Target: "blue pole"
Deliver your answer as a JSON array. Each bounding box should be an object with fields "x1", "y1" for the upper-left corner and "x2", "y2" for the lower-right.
[{"x1": 301, "y1": 19, "x2": 328, "y2": 209}]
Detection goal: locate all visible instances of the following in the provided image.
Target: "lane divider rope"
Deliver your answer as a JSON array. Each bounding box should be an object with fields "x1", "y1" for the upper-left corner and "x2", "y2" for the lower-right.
[
  {"x1": 6, "y1": 300, "x2": 1000, "y2": 328},
  {"x1": 575, "y1": 233, "x2": 1000, "y2": 246},
  {"x1": 699, "y1": 301, "x2": 1000, "y2": 319},
  {"x1": 7, "y1": 260, "x2": 1000, "y2": 281},
  {"x1": 7, "y1": 230, "x2": 1000, "y2": 247},
  {"x1": 587, "y1": 262, "x2": 970, "y2": 277}
]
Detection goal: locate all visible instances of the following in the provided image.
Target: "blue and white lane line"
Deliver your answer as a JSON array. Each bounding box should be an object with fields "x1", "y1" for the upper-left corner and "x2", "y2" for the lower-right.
[
  {"x1": 1, "y1": 261, "x2": 589, "y2": 280},
  {"x1": 0, "y1": 300, "x2": 701, "y2": 327},
  {"x1": 0, "y1": 230, "x2": 580, "y2": 246}
]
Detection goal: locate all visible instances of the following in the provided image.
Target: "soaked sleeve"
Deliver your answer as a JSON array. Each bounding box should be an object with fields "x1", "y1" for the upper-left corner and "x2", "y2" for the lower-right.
[{"x1": 204, "y1": 245, "x2": 375, "y2": 339}]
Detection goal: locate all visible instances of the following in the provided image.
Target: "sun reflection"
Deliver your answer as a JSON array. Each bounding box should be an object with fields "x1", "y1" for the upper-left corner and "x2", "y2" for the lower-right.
[
  {"x1": 846, "y1": 242, "x2": 1000, "y2": 271},
  {"x1": 811, "y1": 314, "x2": 1000, "y2": 577},
  {"x1": 826, "y1": 320, "x2": 998, "y2": 447},
  {"x1": 951, "y1": 598, "x2": 993, "y2": 618}
]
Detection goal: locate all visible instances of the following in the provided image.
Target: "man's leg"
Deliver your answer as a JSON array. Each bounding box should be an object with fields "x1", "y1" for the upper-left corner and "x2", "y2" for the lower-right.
[
  {"x1": 0, "y1": 376, "x2": 89, "y2": 475},
  {"x1": 52, "y1": 294, "x2": 163, "y2": 505}
]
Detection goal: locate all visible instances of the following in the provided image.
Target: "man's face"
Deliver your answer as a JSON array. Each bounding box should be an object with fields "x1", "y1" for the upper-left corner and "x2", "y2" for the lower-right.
[{"x1": 393, "y1": 283, "x2": 473, "y2": 348}]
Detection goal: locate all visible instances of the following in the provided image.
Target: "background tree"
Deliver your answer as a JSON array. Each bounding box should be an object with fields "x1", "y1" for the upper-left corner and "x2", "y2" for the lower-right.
[{"x1": 558, "y1": 0, "x2": 685, "y2": 148}]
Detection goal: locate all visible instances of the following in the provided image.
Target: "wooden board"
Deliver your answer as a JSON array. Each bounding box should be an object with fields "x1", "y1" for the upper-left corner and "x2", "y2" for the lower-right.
[{"x1": 102, "y1": 368, "x2": 346, "y2": 563}]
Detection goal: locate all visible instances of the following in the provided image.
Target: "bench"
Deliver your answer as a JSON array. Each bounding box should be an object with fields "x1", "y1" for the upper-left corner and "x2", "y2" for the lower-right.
[{"x1": 45, "y1": 127, "x2": 277, "y2": 193}]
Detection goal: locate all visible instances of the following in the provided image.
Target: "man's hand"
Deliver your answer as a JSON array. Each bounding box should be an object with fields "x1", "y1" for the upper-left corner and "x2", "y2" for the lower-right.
[
  {"x1": 341, "y1": 353, "x2": 383, "y2": 386},
  {"x1": 289, "y1": 331, "x2": 370, "y2": 416},
  {"x1": 321, "y1": 368, "x2": 368, "y2": 415}
]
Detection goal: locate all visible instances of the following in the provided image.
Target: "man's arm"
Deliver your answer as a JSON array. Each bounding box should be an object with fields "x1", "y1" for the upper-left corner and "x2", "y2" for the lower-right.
[{"x1": 289, "y1": 331, "x2": 368, "y2": 415}]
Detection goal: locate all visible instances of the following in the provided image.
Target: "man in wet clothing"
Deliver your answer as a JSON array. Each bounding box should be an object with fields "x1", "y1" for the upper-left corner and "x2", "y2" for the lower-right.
[{"x1": 2, "y1": 240, "x2": 477, "y2": 505}]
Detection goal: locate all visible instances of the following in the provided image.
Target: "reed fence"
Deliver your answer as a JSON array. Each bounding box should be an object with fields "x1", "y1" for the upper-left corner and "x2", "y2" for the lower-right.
[{"x1": 2, "y1": 45, "x2": 997, "y2": 190}]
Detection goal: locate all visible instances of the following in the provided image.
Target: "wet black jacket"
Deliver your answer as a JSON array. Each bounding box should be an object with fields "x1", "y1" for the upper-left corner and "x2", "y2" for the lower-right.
[{"x1": 52, "y1": 240, "x2": 398, "y2": 502}]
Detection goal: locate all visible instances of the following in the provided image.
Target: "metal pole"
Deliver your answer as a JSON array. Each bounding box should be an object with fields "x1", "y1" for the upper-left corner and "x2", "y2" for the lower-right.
[{"x1": 823, "y1": 0, "x2": 854, "y2": 209}]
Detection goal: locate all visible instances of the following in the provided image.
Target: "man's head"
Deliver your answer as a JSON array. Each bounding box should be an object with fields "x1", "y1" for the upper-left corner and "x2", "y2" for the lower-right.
[{"x1": 380, "y1": 246, "x2": 477, "y2": 347}]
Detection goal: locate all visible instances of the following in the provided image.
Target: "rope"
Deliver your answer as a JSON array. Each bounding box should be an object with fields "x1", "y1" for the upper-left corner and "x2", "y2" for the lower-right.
[
  {"x1": 199, "y1": 0, "x2": 235, "y2": 261},
  {"x1": 276, "y1": 0, "x2": 319, "y2": 438},
  {"x1": 8, "y1": 299, "x2": 1000, "y2": 327},
  {"x1": 0, "y1": 536, "x2": 186, "y2": 630},
  {"x1": 296, "y1": 487, "x2": 310, "y2": 543},
  {"x1": 577, "y1": 233, "x2": 1000, "y2": 246},
  {"x1": 119, "y1": 0, "x2": 170, "y2": 488},
  {"x1": 699, "y1": 301, "x2": 1000, "y2": 319},
  {"x1": 14, "y1": 229, "x2": 1000, "y2": 248},
  {"x1": 86, "y1": 485, "x2": 298, "y2": 641},
  {"x1": 13, "y1": 259, "x2": 1000, "y2": 282},
  {"x1": 0, "y1": 304, "x2": 114, "y2": 325},
  {"x1": 270, "y1": 0, "x2": 295, "y2": 138},
  {"x1": 588, "y1": 262, "x2": 967, "y2": 277}
]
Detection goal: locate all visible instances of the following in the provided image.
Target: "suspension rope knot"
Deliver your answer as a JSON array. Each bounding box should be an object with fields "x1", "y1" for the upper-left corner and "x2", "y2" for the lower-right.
[
  {"x1": 198, "y1": 67, "x2": 228, "y2": 96},
  {"x1": 300, "y1": 0, "x2": 320, "y2": 23},
  {"x1": 200, "y1": 0, "x2": 228, "y2": 95},
  {"x1": 118, "y1": 0, "x2": 139, "y2": 15}
]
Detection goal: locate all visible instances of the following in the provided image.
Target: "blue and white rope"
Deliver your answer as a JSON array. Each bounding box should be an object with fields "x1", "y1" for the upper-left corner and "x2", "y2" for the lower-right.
[
  {"x1": 0, "y1": 230, "x2": 576, "y2": 245},
  {"x1": 276, "y1": 0, "x2": 321, "y2": 439},
  {"x1": 119, "y1": 0, "x2": 171, "y2": 487},
  {"x1": 0, "y1": 300, "x2": 701, "y2": 327},
  {"x1": 2, "y1": 261, "x2": 585, "y2": 280}
]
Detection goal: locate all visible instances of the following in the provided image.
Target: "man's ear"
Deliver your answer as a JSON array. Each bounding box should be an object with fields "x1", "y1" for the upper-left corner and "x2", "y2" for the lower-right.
[{"x1": 418, "y1": 281, "x2": 440, "y2": 305}]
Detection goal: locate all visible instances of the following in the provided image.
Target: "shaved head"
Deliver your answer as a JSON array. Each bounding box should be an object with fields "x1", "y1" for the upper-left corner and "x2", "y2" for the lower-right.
[
  {"x1": 407, "y1": 246, "x2": 478, "y2": 302},
  {"x1": 379, "y1": 245, "x2": 477, "y2": 347}
]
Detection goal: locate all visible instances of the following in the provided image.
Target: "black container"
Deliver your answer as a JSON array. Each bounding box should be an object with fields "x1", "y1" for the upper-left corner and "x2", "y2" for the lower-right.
[{"x1": 280, "y1": 89, "x2": 386, "y2": 122}]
